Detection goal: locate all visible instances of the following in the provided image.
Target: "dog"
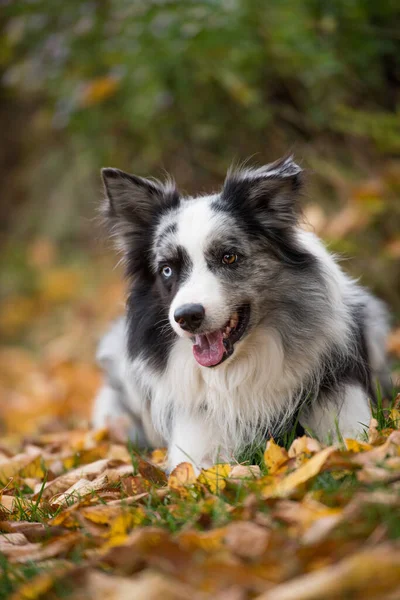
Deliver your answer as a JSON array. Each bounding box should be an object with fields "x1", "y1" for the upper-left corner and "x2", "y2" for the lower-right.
[{"x1": 92, "y1": 155, "x2": 390, "y2": 472}]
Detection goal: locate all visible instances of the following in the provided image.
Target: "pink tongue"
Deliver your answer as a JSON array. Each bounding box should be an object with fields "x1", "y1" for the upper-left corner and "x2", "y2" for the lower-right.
[{"x1": 193, "y1": 330, "x2": 225, "y2": 367}]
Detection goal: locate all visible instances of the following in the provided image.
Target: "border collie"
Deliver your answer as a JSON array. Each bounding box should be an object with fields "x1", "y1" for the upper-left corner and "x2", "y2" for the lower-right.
[{"x1": 93, "y1": 156, "x2": 390, "y2": 472}]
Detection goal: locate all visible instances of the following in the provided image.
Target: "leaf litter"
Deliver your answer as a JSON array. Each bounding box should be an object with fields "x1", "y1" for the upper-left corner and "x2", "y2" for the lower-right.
[{"x1": 0, "y1": 419, "x2": 397, "y2": 599}]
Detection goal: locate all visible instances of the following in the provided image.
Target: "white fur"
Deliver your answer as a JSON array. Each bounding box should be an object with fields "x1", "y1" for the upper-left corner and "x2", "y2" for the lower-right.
[
  {"x1": 299, "y1": 384, "x2": 371, "y2": 442},
  {"x1": 168, "y1": 196, "x2": 231, "y2": 336}
]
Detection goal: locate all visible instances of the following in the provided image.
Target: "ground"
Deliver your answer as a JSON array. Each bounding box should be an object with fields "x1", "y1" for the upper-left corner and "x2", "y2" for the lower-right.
[{"x1": 1, "y1": 239, "x2": 400, "y2": 599}]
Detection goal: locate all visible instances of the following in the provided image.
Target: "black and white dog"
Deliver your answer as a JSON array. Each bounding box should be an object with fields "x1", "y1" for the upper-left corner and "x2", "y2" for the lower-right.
[{"x1": 93, "y1": 156, "x2": 390, "y2": 472}]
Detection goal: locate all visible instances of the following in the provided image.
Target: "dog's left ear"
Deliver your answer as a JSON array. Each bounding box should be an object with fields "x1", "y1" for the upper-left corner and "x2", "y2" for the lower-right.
[{"x1": 223, "y1": 155, "x2": 303, "y2": 228}]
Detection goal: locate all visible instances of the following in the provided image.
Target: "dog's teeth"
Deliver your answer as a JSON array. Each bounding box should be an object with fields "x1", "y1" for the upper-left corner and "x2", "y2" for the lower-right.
[
  {"x1": 225, "y1": 326, "x2": 231, "y2": 334},
  {"x1": 222, "y1": 332, "x2": 228, "y2": 339},
  {"x1": 230, "y1": 319, "x2": 237, "y2": 328}
]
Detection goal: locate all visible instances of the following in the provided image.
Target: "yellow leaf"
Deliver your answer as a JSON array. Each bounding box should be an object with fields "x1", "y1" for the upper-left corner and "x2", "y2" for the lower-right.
[
  {"x1": 80, "y1": 76, "x2": 120, "y2": 108},
  {"x1": 0, "y1": 453, "x2": 45, "y2": 482},
  {"x1": 149, "y1": 448, "x2": 167, "y2": 465},
  {"x1": 345, "y1": 439, "x2": 373, "y2": 452},
  {"x1": 168, "y1": 462, "x2": 197, "y2": 493},
  {"x1": 179, "y1": 528, "x2": 226, "y2": 552},
  {"x1": 264, "y1": 439, "x2": 289, "y2": 475},
  {"x1": 109, "y1": 509, "x2": 145, "y2": 538},
  {"x1": 262, "y1": 447, "x2": 336, "y2": 498},
  {"x1": 390, "y1": 408, "x2": 400, "y2": 427},
  {"x1": 198, "y1": 464, "x2": 231, "y2": 493},
  {"x1": 82, "y1": 504, "x2": 146, "y2": 535},
  {"x1": 62, "y1": 444, "x2": 109, "y2": 470}
]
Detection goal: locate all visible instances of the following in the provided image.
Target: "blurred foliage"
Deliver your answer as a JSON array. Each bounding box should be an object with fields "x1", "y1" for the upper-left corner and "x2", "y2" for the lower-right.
[
  {"x1": 3, "y1": 0, "x2": 400, "y2": 167},
  {"x1": 0, "y1": 0, "x2": 399, "y2": 311}
]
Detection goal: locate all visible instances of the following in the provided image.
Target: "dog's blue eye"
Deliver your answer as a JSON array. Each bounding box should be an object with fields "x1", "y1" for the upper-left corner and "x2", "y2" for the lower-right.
[
  {"x1": 161, "y1": 265, "x2": 173, "y2": 278},
  {"x1": 222, "y1": 253, "x2": 238, "y2": 265}
]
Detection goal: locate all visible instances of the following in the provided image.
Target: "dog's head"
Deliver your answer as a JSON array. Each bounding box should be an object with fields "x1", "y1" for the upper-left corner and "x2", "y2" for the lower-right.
[{"x1": 102, "y1": 156, "x2": 313, "y2": 368}]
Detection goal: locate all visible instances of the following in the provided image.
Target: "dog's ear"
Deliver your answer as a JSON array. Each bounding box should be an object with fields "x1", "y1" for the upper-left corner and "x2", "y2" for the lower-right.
[
  {"x1": 101, "y1": 168, "x2": 176, "y2": 251},
  {"x1": 223, "y1": 156, "x2": 303, "y2": 228},
  {"x1": 102, "y1": 168, "x2": 164, "y2": 226}
]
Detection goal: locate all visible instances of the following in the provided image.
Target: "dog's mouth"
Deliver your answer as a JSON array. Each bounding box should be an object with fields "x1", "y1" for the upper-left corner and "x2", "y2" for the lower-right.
[{"x1": 192, "y1": 304, "x2": 251, "y2": 368}]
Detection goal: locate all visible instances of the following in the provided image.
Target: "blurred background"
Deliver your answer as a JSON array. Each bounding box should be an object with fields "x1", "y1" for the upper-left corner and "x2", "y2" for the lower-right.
[{"x1": 0, "y1": 0, "x2": 399, "y2": 436}]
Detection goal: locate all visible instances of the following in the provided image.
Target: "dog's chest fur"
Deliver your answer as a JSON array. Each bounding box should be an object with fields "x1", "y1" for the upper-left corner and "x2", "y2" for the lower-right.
[{"x1": 136, "y1": 323, "x2": 324, "y2": 451}]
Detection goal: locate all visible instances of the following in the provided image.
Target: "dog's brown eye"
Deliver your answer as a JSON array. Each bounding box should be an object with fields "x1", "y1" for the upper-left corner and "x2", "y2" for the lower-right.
[{"x1": 222, "y1": 253, "x2": 238, "y2": 265}]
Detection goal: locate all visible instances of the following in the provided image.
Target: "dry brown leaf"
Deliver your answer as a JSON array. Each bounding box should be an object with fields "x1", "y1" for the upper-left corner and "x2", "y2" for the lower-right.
[
  {"x1": 229, "y1": 465, "x2": 261, "y2": 481},
  {"x1": 0, "y1": 533, "x2": 30, "y2": 551},
  {"x1": 0, "y1": 521, "x2": 66, "y2": 542},
  {"x1": 354, "y1": 430, "x2": 400, "y2": 467},
  {"x1": 288, "y1": 436, "x2": 321, "y2": 458},
  {"x1": 50, "y1": 475, "x2": 111, "y2": 506},
  {"x1": 86, "y1": 569, "x2": 205, "y2": 600},
  {"x1": 0, "y1": 494, "x2": 15, "y2": 511},
  {"x1": 137, "y1": 457, "x2": 168, "y2": 485},
  {"x1": 224, "y1": 522, "x2": 270, "y2": 559},
  {"x1": 368, "y1": 418, "x2": 380, "y2": 444}
]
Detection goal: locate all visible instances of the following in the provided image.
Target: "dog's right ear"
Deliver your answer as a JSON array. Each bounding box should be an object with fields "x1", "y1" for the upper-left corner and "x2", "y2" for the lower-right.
[
  {"x1": 101, "y1": 168, "x2": 169, "y2": 252},
  {"x1": 102, "y1": 168, "x2": 164, "y2": 226}
]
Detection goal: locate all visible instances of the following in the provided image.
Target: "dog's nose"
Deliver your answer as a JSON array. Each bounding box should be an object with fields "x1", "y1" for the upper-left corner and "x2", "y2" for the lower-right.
[{"x1": 174, "y1": 304, "x2": 205, "y2": 332}]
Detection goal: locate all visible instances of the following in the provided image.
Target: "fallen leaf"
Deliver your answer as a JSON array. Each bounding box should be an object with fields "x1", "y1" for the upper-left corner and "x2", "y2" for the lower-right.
[
  {"x1": 86, "y1": 569, "x2": 206, "y2": 600},
  {"x1": 368, "y1": 418, "x2": 380, "y2": 444},
  {"x1": 198, "y1": 464, "x2": 231, "y2": 493},
  {"x1": 4, "y1": 533, "x2": 80, "y2": 563},
  {"x1": 345, "y1": 438, "x2": 373, "y2": 452},
  {"x1": 0, "y1": 452, "x2": 44, "y2": 481},
  {"x1": 224, "y1": 522, "x2": 270, "y2": 559},
  {"x1": 262, "y1": 447, "x2": 336, "y2": 498},
  {"x1": 288, "y1": 437, "x2": 322, "y2": 458},
  {"x1": 229, "y1": 465, "x2": 261, "y2": 480},
  {"x1": 137, "y1": 457, "x2": 168, "y2": 485},
  {"x1": 179, "y1": 528, "x2": 226, "y2": 553},
  {"x1": 168, "y1": 462, "x2": 197, "y2": 493},
  {"x1": 256, "y1": 544, "x2": 400, "y2": 600},
  {"x1": 264, "y1": 439, "x2": 289, "y2": 474}
]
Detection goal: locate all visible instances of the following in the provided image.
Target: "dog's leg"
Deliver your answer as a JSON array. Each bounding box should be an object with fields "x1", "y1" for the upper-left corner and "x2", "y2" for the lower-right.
[
  {"x1": 92, "y1": 383, "x2": 148, "y2": 446},
  {"x1": 168, "y1": 412, "x2": 218, "y2": 474},
  {"x1": 299, "y1": 383, "x2": 371, "y2": 443}
]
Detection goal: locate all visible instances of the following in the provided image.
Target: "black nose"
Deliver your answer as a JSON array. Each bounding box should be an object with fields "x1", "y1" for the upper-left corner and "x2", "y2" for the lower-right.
[{"x1": 174, "y1": 303, "x2": 205, "y2": 332}]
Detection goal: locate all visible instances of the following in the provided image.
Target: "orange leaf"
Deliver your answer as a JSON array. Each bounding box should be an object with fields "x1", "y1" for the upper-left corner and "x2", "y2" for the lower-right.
[{"x1": 168, "y1": 462, "x2": 197, "y2": 492}]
